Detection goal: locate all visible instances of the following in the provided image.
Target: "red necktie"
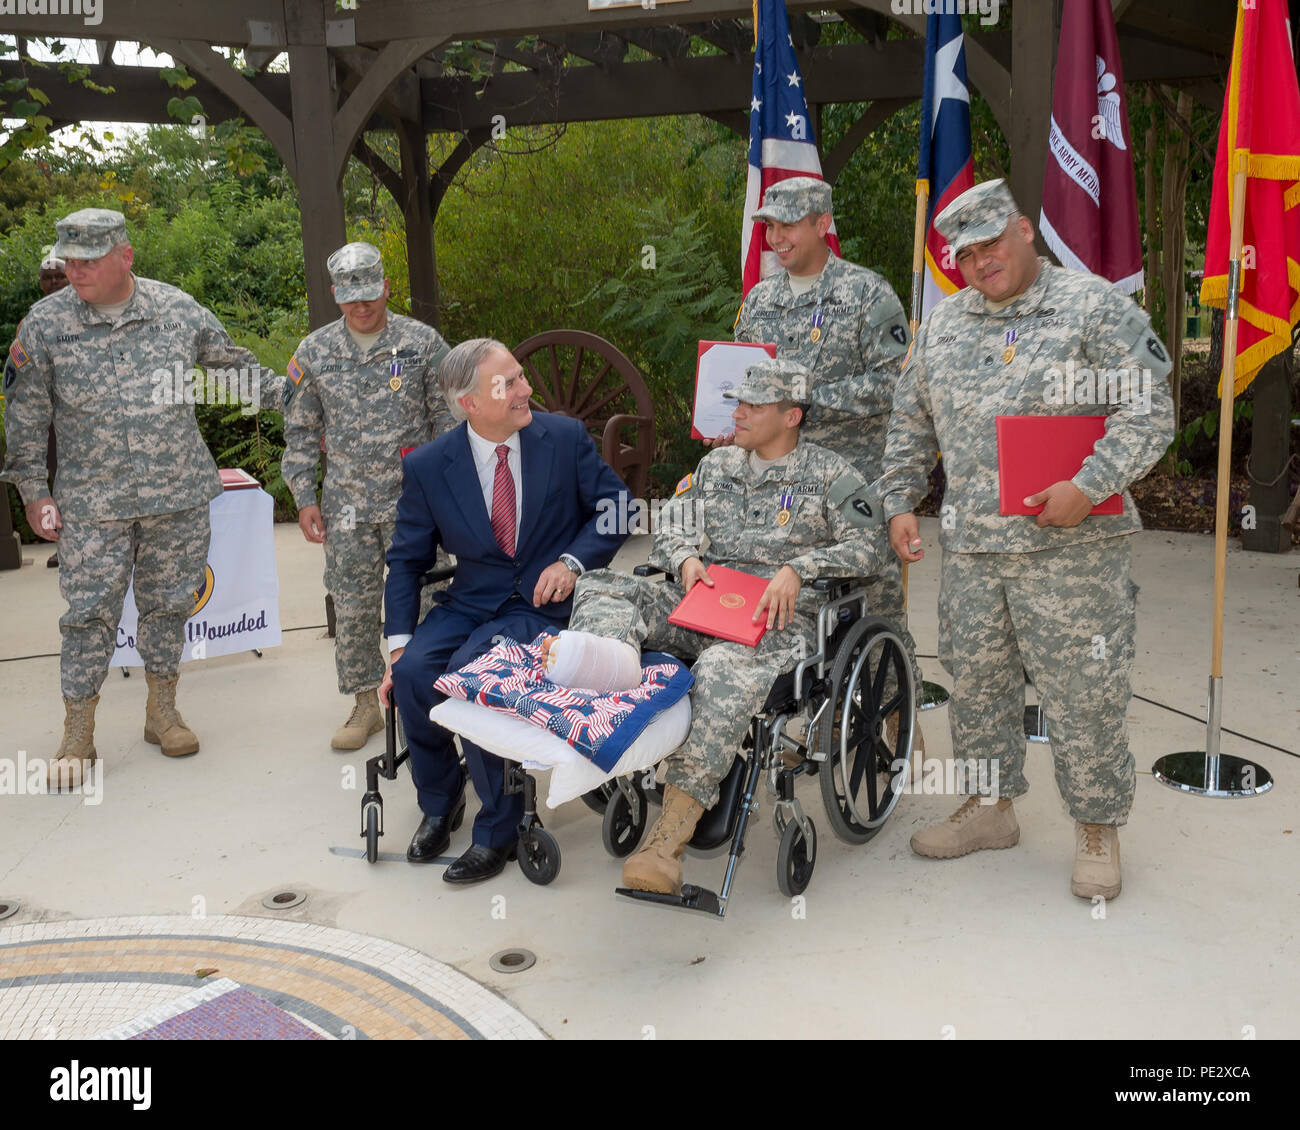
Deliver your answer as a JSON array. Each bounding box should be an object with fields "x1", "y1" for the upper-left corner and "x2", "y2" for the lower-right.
[{"x1": 490, "y1": 443, "x2": 516, "y2": 557}]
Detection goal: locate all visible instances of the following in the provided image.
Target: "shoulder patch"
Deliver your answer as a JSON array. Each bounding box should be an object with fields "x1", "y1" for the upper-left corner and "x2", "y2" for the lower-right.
[
  {"x1": 674, "y1": 473, "x2": 692, "y2": 497},
  {"x1": 890, "y1": 323, "x2": 908, "y2": 346},
  {"x1": 287, "y1": 356, "x2": 305, "y2": 385},
  {"x1": 9, "y1": 340, "x2": 30, "y2": 370},
  {"x1": 3, "y1": 357, "x2": 16, "y2": 391}
]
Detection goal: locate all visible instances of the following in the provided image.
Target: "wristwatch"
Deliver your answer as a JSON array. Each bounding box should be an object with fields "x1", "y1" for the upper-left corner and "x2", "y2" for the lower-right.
[{"x1": 559, "y1": 553, "x2": 583, "y2": 576}]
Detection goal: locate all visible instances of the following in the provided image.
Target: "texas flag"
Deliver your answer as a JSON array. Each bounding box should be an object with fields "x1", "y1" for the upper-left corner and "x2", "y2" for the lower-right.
[
  {"x1": 916, "y1": 9, "x2": 975, "y2": 318},
  {"x1": 1040, "y1": 0, "x2": 1143, "y2": 293},
  {"x1": 740, "y1": 0, "x2": 839, "y2": 297}
]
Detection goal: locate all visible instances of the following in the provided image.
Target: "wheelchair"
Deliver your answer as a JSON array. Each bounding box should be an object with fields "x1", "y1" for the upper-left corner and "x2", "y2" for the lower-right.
[
  {"x1": 361, "y1": 703, "x2": 562, "y2": 884},
  {"x1": 358, "y1": 564, "x2": 564, "y2": 885},
  {"x1": 594, "y1": 564, "x2": 918, "y2": 917}
]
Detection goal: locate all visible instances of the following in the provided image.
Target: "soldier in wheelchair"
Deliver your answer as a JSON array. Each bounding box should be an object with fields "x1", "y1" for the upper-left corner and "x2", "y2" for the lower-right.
[{"x1": 548, "y1": 358, "x2": 916, "y2": 913}]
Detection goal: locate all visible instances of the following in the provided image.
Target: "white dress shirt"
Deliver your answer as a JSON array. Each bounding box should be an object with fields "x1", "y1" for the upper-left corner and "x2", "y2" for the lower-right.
[{"x1": 466, "y1": 423, "x2": 523, "y2": 547}]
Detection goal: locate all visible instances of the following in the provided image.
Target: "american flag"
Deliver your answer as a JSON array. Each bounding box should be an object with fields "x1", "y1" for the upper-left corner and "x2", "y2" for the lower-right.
[{"x1": 740, "y1": 0, "x2": 840, "y2": 297}]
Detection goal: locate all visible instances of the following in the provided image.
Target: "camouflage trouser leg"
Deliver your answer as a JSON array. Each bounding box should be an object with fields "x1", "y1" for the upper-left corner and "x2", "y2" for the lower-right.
[
  {"x1": 860, "y1": 554, "x2": 923, "y2": 704},
  {"x1": 939, "y1": 539, "x2": 1138, "y2": 825},
  {"x1": 571, "y1": 569, "x2": 814, "y2": 810},
  {"x1": 324, "y1": 520, "x2": 394, "y2": 695},
  {"x1": 56, "y1": 504, "x2": 211, "y2": 699}
]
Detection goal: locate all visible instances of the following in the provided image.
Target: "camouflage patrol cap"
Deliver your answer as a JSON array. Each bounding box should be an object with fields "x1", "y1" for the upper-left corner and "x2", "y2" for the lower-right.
[
  {"x1": 933, "y1": 178, "x2": 1022, "y2": 255},
  {"x1": 723, "y1": 357, "x2": 812, "y2": 406},
  {"x1": 327, "y1": 241, "x2": 386, "y2": 303},
  {"x1": 52, "y1": 208, "x2": 127, "y2": 260},
  {"x1": 752, "y1": 176, "x2": 832, "y2": 224}
]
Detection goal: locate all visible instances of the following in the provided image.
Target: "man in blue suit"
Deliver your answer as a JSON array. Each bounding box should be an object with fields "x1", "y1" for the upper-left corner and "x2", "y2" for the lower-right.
[{"x1": 380, "y1": 337, "x2": 630, "y2": 883}]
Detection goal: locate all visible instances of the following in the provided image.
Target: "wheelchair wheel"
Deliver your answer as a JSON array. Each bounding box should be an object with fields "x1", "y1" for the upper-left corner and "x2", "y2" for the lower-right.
[
  {"x1": 818, "y1": 616, "x2": 915, "y2": 845},
  {"x1": 581, "y1": 781, "x2": 617, "y2": 815},
  {"x1": 518, "y1": 828, "x2": 561, "y2": 885},
  {"x1": 777, "y1": 817, "x2": 817, "y2": 897},
  {"x1": 601, "y1": 781, "x2": 648, "y2": 858},
  {"x1": 363, "y1": 803, "x2": 380, "y2": 864}
]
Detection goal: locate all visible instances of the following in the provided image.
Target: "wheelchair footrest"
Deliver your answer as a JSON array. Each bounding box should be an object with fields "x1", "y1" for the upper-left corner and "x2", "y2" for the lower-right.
[{"x1": 615, "y1": 884, "x2": 725, "y2": 917}]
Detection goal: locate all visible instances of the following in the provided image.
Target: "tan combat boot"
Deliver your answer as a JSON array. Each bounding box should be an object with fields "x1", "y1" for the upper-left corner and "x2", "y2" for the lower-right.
[
  {"x1": 910, "y1": 795, "x2": 1020, "y2": 859},
  {"x1": 621, "y1": 784, "x2": 705, "y2": 895},
  {"x1": 144, "y1": 672, "x2": 200, "y2": 757},
  {"x1": 331, "y1": 689, "x2": 383, "y2": 751},
  {"x1": 50, "y1": 695, "x2": 99, "y2": 790},
  {"x1": 1071, "y1": 822, "x2": 1121, "y2": 900}
]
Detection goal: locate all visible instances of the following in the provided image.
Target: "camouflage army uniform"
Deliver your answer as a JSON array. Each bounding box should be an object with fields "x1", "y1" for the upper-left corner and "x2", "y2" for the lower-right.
[
  {"x1": 1, "y1": 278, "x2": 267, "y2": 699},
  {"x1": 571, "y1": 437, "x2": 887, "y2": 810},
  {"x1": 281, "y1": 313, "x2": 452, "y2": 694},
  {"x1": 736, "y1": 193, "x2": 918, "y2": 687},
  {"x1": 877, "y1": 259, "x2": 1174, "y2": 824}
]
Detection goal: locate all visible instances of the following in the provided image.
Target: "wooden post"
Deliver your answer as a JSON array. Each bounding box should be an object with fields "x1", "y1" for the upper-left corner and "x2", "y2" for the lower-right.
[
  {"x1": 286, "y1": 1, "x2": 346, "y2": 330},
  {"x1": 1009, "y1": 0, "x2": 1055, "y2": 249},
  {"x1": 397, "y1": 116, "x2": 439, "y2": 329}
]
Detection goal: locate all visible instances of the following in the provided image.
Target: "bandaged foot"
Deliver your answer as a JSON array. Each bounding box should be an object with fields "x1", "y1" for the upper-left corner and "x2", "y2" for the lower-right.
[{"x1": 543, "y1": 630, "x2": 642, "y2": 693}]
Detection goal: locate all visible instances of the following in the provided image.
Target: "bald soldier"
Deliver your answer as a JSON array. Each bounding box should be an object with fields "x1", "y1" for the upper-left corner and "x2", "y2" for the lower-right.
[
  {"x1": 1, "y1": 208, "x2": 277, "y2": 781},
  {"x1": 558, "y1": 358, "x2": 889, "y2": 896},
  {"x1": 281, "y1": 242, "x2": 453, "y2": 750},
  {"x1": 733, "y1": 177, "x2": 925, "y2": 742},
  {"x1": 875, "y1": 179, "x2": 1174, "y2": 901}
]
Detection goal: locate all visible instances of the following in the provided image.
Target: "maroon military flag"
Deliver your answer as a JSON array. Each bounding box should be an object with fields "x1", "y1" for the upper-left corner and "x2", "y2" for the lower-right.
[{"x1": 1040, "y1": 0, "x2": 1143, "y2": 293}]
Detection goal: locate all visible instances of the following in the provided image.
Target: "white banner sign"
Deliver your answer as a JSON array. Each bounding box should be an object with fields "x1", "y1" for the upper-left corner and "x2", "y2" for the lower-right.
[{"x1": 113, "y1": 487, "x2": 282, "y2": 666}]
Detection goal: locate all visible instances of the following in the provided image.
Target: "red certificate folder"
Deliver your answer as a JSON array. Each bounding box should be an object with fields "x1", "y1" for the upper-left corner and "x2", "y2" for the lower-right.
[
  {"x1": 692, "y1": 340, "x2": 778, "y2": 440},
  {"x1": 995, "y1": 416, "x2": 1123, "y2": 515},
  {"x1": 667, "y1": 564, "x2": 770, "y2": 647},
  {"x1": 218, "y1": 468, "x2": 261, "y2": 491}
]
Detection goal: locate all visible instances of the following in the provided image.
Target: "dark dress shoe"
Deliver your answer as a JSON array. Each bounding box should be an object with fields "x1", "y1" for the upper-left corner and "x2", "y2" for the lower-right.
[
  {"x1": 406, "y1": 796, "x2": 466, "y2": 863},
  {"x1": 442, "y1": 842, "x2": 518, "y2": 884}
]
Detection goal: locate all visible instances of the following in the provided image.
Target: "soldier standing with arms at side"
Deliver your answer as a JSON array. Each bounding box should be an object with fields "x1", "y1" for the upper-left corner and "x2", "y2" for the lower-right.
[
  {"x1": 733, "y1": 177, "x2": 925, "y2": 742},
  {"x1": 281, "y1": 242, "x2": 453, "y2": 751},
  {"x1": 1, "y1": 208, "x2": 275, "y2": 782},
  {"x1": 876, "y1": 180, "x2": 1174, "y2": 900}
]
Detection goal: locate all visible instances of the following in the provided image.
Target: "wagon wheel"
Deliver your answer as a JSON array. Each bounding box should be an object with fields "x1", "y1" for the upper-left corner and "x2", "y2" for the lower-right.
[{"x1": 513, "y1": 330, "x2": 655, "y2": 502}]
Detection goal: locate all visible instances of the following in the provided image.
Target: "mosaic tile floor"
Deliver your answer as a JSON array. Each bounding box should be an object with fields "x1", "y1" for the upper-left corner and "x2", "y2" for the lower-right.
[{"x1": 0, "y1": 916, "x2": 544, "y2": 1040}]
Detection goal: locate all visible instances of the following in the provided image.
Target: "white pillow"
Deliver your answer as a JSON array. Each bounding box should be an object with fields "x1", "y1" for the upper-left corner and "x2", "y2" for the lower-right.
[{"x1": 429, "y1": 696, "x2": 692, "y2": 808}]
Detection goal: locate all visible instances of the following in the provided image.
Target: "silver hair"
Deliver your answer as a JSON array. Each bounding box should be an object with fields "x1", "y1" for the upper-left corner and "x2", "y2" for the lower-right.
[{"x1": 439, "y1": 337, "x2": 510, "y2": 421}]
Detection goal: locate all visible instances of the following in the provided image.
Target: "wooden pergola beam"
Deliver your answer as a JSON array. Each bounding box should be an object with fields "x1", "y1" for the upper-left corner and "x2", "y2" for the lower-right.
[{"x1": 149, "y1": 37, "x2": 298, "y2": 177}]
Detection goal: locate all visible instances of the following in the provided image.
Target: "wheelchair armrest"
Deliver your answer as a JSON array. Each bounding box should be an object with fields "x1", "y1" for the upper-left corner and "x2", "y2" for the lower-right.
[
  {"x1": 419, "y1": 565, "x2": 455, "y2": 587},
  {"x1": 809, "y1": 576, "x2": 858, "y2": 597},
  {"x1": 634, "y1": 564, "x2": 672, "y2": 580}
]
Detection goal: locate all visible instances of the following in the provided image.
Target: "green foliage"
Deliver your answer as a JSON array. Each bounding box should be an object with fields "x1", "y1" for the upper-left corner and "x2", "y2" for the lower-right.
[
  {"x1": 586, "y1": 198, "x2": 741, "y2": 494},
  {"x1": 0, "y1": 39, "x2": 116, "y2": 173}
]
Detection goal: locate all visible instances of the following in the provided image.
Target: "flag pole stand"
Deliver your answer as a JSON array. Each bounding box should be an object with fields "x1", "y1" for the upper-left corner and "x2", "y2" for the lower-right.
[
  {"x1": 907, "y1": 180, "x2": 949, "y2": 713},
  {"x1": 1153, "y1": 153, "x2": 1271, "y2": 799}
]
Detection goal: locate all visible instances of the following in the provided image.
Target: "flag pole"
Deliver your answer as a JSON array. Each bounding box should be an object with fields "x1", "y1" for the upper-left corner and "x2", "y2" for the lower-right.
[
  {"x1": 907, "y1": 181, "x2": 949, "y2": 711},
  {"x1": 1153, "y1": 149, "x2": 1272, "y2": 798}
]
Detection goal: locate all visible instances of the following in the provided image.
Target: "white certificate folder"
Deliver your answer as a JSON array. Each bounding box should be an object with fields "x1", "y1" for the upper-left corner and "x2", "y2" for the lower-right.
[{"x1": 692, "y1": 340, "x2": 778, "y2": 440}]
